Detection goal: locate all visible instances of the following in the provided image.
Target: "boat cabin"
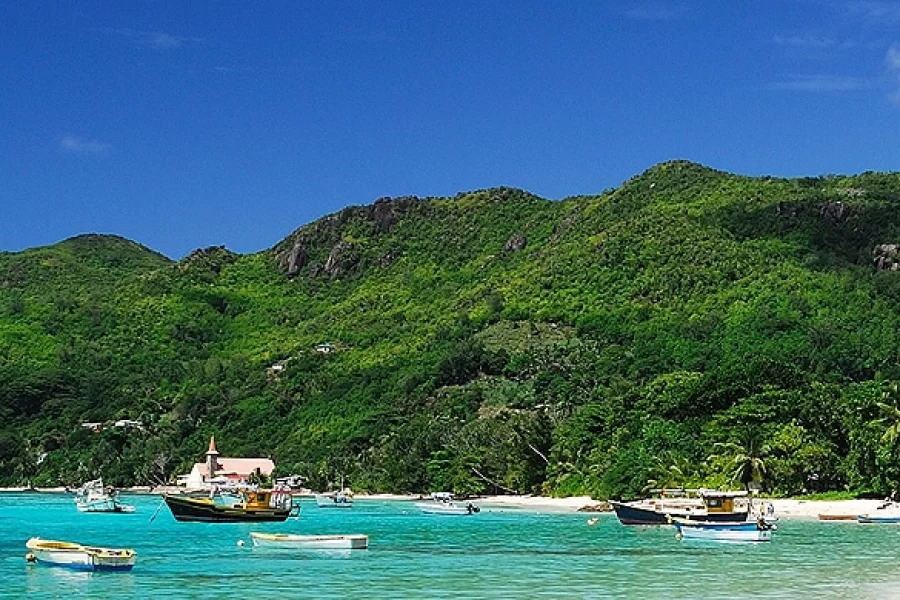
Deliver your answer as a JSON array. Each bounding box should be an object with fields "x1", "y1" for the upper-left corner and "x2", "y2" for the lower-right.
[
  {"x1": 699, "y1": 490, "x2": 748, "y2": 513},
  {"x1": 245, "y1": 491, "x2": 270, "y2": 509}
]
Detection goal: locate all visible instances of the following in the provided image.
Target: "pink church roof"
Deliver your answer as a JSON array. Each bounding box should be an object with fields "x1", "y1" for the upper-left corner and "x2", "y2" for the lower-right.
[{"x1": 194, "y1": 457, "x2": 275, "y2": 478}]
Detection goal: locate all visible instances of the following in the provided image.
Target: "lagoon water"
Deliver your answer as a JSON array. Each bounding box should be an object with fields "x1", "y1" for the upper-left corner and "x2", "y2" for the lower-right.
[{"x1": 2, "y1": 492, "x2": 899, "y2": 599}]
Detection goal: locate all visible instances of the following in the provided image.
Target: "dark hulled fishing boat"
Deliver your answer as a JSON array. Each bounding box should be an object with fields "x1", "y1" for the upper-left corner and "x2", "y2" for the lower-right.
[
  {"x1": 610, "y1": 490, "x2": 751, "y2": 525},
  {"x1": 164, "y1": 489, "x2": 292, "y2": 523}
]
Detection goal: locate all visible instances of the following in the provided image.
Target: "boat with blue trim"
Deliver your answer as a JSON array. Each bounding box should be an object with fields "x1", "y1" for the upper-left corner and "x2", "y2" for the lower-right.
[
  {"x1": 672, "y1": 518, "x2": 774, "y2": 542},
  {"x1": 857, "y1": 513, "x2": 900, "y2": 523},
  {"x1": 25, "y1": 538, "x2": 136, "y2": 570}
]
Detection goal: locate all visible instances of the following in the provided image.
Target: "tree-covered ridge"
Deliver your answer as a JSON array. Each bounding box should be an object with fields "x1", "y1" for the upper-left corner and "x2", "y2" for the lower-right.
[{"x1": 3, "y1": 161, "x2": 900, "y2": 499}]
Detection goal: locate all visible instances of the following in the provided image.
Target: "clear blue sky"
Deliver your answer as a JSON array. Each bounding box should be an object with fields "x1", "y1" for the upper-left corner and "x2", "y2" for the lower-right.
[{"x1": 3, "y1": 1, "x2": 900, "y2": 259}]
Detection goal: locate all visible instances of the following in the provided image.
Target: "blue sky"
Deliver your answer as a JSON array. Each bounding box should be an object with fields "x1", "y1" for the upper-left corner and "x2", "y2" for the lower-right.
[{"x1": 3, "y1": 1, "x2": 900, "y2": 259}]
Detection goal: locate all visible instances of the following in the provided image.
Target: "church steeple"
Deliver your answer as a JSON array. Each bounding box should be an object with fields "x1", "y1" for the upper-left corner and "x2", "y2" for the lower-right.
[{"x1": 205, "y1": 436, "x2": 220, "y2": 483}]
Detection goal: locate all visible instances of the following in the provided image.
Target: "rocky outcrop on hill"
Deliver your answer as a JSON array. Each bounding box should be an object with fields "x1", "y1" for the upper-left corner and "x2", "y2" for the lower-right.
[
  {"x1": 874, "y1": 244, "x2": 900, "y2": 271},
  {"x1": 178, "y1": 245, "x2": 238, "y2": 274},
  {"x1": 275, "y1": 195, "x2": 420, "y2": 278},
  {"x1": 322, "y1": 241, "x2": 359, "y2": 278},
  {"x1": 281, "y1": 242, "x2": 308, "y2": 278},
  {"x1": 505, "y1": 233, "x2": 527, "y2": 252},
  {"x1": 820, "y1": 201, "x2": 850, "y2": 224}
]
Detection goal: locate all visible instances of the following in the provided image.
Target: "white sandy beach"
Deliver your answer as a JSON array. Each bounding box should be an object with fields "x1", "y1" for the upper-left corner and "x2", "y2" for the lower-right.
[
  {"x1": 363, "y1": 493, "x2": 890, "y2": 518},
  {"x1": 1, "y1": 487, "x2": 890, "y2": 518}
]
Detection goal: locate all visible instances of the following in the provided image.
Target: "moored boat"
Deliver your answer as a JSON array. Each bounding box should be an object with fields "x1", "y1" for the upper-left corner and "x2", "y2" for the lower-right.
[
  {"x1": 818, "y1": 514, "x2": 858, "y2": 521},
  {"x1": 315, "y1": 491, "x2": 353, "y2": 508},
  {"x1": 25, "y1": 538, "x2": 136, "y2": 571},
  {"x1": 415, "y1": 492, "x2": 480, "y2": 515},
  {"x1": 249, "y1": 532, "x2": 368, "y2": 549},
  {"x1": 610, "y1": 489, "x2": 751, "y2": 525},
  {"x1": 672, "y1": 518, "x2": 775, "y2": 542},
  {"x1": 857, "y1": 513, "x2": 900, "y2": 523},
  {"x1": 74, "y1": 478, "x2": 135, "y2": 513},
  {"x1": 164, "y1": 488, "x2": 292, "y2": 523}
]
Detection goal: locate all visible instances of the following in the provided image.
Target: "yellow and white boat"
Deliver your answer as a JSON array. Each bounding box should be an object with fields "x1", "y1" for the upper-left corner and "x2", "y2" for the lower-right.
[{"x1": 26, "y1": 538, "x2": 136, "y2": 571}]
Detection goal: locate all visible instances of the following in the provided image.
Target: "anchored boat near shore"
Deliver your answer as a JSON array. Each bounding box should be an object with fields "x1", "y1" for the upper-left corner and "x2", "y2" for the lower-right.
[
  {"x1": 315, "y1": 491, "x2": 354, "y2": 508},
  {"x1": 25, "y1": 537, "x2": 137, "y2": 571},
  {"x1": 416, "y1": 492, "x2": 480, "y2": 515},
  {"x1": 74, "y1": 479, "x2": 135, "y2": 513},
  {"x1": 672, "y1": 518, "x2": 775, "y2": 542},
  {"x1": 610, "y1": 489, "x2": 752, "y2": 525},
  {"x1": 250, "y1": 532, "x2": 368, "y2": 549},
  {"x1": 164, "y1": 488, "x2": 293, "y2": 523}
]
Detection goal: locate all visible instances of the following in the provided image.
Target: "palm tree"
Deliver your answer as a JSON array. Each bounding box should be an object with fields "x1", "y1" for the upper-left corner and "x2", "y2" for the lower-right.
[
  {"x1": 709, "y1": 430, "x2": 769, "y2": 491},
  {"x1": 875, "y1": 381, "x2": 900, "y2": 445},
  {"x1": 644, "y1": 455, "x2": 693, "y2": 493}
]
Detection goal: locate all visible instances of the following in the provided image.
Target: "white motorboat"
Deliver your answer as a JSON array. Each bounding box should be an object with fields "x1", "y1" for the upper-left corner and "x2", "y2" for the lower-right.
[
  {"x1": 315, "y1": 492, "x2": 353, "y2": 508},
  {"x1": 74, "y1": 479, "x2": 135, "y2": 513},
  {"x1": 25, "y1": 538, "x2": 137, "y2": 571},
  {"x1": 672, "y1": 518, "x2": 775, "y2": 542},
  {"x1": 415, "y1": 492, "x2": 480, "y2": 515},
  {"x1": 249, "y1": 532, "x2": 368, "y2": 549}
]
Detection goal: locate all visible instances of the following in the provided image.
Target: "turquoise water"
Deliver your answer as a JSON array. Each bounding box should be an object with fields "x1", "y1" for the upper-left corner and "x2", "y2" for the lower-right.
[{"x1": 3, "y1": 493, "x2": 899, "y2": 599}]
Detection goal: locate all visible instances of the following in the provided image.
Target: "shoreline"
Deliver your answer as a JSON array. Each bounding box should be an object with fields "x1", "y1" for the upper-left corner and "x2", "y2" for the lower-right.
[{"x1": 0, "y1": 487, "x2": 888, "y2": 518}]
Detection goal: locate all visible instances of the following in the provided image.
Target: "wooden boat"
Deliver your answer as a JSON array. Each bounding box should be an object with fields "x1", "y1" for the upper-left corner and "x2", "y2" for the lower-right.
[
  {"x1": 818, "y1": 514, "x2": 858, "y2": 521},
  {"x1": 25, "y1": 538, "x2": 136, "y2": 571},
  {"x1": 610, "y1": 489, "x2": 751, "y2": 525},
  {"x1": 164, "y1": 488, "x2": 292, "y2": 522},
  {"x1": 415, "y1": 492, "x2": 480, "y2": 515},
  {"x1": 315, "y1": 492, "x2": 353, "y2": 508},
  {"x1": 250, "y1": 532, "x2": 368, "y2": 549},
  {"x1": 74, "y1": 478, "x2": 135, "y2": 513},
  {"x1": 672, "y1": 518, "x2": 774, "y2": 542}
]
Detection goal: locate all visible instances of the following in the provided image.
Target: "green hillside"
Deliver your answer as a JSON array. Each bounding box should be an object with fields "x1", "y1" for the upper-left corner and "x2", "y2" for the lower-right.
[{"x1": 4, "y1": 161, "x2": 900, "y2": 499}]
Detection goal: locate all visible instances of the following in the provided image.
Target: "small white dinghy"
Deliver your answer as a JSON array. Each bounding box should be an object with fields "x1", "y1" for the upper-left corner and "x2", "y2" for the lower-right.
[
  {"x1": 249, "y1": 532, "x2": 369, "y2": 550},
  {"x1": 26, "y1": 538, "x2": 137, "y2": 571},
  {"x1": 672, "y1": 518, "x2": 775, "y2": 542}
]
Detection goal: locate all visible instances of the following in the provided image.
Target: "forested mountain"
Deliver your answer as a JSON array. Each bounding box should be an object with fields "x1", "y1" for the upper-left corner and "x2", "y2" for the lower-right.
[{"x1": 4, "y1": 160, "x2": 900, "y2": 499}]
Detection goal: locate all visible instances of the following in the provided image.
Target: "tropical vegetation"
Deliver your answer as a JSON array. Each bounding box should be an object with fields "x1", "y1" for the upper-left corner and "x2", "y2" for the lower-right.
[{"x1": 3, "y1": 161, "x2": 900, "y2": 500}]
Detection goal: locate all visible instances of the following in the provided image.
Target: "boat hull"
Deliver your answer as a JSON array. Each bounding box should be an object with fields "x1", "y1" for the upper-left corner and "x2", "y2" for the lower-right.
[
  {"x1": 250, "y1": 532, "x2": 368, "y2": 549},
  {"x1": 26, "y1": 538, "x2": 136, "y2": 571},
  {"x1": 673, "y1": 520, "x2": 773, "y2": 542},
  {"x1": 609, "y1": 500, "x2": 748, "y2": 525},
  {"x1": 415, "y1": 501, "x2": 476, "y2": 515},
  {"x1": 315, "y1": 494, "x2": 353, "y2": 508},
  {"x1": 164, "y1": 495, "x2": 290, "y2": 523},
  {"x1": 76, "y1": 498, "x2": 135, "y2": 513},
  {"x1": 857, "y1": 514, "x2": 900, "y2": 523}
]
